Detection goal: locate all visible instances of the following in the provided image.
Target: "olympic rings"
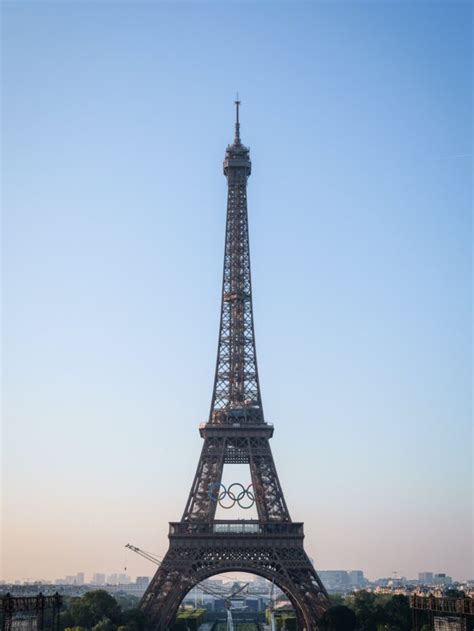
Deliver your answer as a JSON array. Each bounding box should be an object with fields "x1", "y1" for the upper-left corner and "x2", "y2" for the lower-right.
[{"x1": 208, "y1": 482, "x2": 257, "y2": 509}]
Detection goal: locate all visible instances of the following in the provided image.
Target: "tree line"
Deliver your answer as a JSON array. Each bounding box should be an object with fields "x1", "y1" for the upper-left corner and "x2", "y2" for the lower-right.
[
  {"x1": 59, "y1": 591, "x2": 144, "y2": 631},
  {"x1": 57, "y1": 588, "x2": 430, "y2": 631},
  {"x1": 319, "y1": 591, "x2": 412, "y2": 631}
]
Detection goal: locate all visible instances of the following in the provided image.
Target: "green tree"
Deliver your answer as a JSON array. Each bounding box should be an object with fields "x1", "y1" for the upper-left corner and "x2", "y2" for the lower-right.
[
  {"x1": 113, "y1": 595, "x2": 140, "y2": 610},
  {"x1": 117, "y1": 626, "x2": 138, "y2": 631},
  {"x1": 279, "y1": 614, "x2": 297, "y2": 631},
  {"x1": 59, "y1": 610, "x2": 75, "y2": 631},
  {"x1": 320, "y1": 605, "x2": 357, "y2": 631},
  {"x1": 70, "y1": 591, "x2": 121, "y2": 629},
  {"x1": 120, "y1": 608, "x2": 145, "y2": 631},
  {"x1": 328, "y1": 595, "x2": 346, "y2": 608},
  {"x1": 174, "y1": 609, "x2": 205, "y2": 631},
  {"x1": 381, "y1": 595, "x2": 411, "y2": 631},
  {"x1": 92, "y1": 619, "x2": 116, "y2": 631},
  {"x1": 350, "y1": 591, "x2": 385, "y2": 631}
]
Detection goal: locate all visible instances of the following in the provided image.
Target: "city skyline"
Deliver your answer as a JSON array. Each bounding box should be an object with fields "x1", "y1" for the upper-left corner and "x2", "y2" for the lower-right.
[
  {"x1": 2, "y1": 567, "x2": 467, "y2": 587},
  {"x1": 2, "y1": 1, "x2": 472, "y2": 585}
]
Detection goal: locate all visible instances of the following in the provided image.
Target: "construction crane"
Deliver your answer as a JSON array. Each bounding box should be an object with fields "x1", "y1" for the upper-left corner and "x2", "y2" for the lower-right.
[
  {"x1": 220, "y1": 582, "x2": 249, "y2": 631},
  {"x1": 125, "y1": 544, "x2": 249, "y2": 603},
  {"x1": 125, "y1": 543, "x2": 162, "y2": 566},
  {"x1": 126, "y1": 541, "x2": 271, "y2": 631}
]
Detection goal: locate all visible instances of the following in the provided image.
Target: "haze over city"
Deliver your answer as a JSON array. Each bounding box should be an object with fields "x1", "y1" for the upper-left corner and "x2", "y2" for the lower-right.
[{"x1": 2, "y1": 0, "x2": 471, "y2": 589}]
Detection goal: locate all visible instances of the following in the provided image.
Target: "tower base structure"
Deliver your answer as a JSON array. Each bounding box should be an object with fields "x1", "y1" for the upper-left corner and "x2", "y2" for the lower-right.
[{"x1": 141, "y1": 521, "x2": 328, "y2": 631}]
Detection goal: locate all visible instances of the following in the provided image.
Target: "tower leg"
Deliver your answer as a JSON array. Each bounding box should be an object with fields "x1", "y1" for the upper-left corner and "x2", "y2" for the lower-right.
[
  {"x1": 181, "y1": 439, "x2": 225, "y2": 522},
  {"x1": 141, "y1": 552, "x2": 194, "y2": 631},
  {"x1": 248, "y1": 437, "x2": 290, "y2": 521}
]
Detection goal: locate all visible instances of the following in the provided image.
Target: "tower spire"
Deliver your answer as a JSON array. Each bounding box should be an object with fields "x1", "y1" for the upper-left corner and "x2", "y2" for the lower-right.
[
  {"x1": 234, "y1": 94, "x2": 241, "y2": 144},
  {"x1": 217, "y1": 98, "x2": 256, "y2": 423}
]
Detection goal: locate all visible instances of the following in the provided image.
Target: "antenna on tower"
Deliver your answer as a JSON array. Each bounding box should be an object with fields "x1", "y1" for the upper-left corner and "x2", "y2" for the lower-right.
[{"x1": 234, "y1": 93, "x2": 241, "y2": 143}]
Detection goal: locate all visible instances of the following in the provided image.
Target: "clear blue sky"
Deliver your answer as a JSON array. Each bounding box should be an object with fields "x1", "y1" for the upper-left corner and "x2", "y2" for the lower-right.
[{"x1": 2, "y1": 1, "x2": 472, "y2": 583}]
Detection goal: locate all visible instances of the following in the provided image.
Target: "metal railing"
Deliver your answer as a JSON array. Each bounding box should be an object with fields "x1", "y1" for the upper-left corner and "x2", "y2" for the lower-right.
[
  {"x1": 410, "y1": 595, "x2": 474, "y2": 616},
  {"x1": 169, "y1": 521, "x2": 304, "y2": 536}
]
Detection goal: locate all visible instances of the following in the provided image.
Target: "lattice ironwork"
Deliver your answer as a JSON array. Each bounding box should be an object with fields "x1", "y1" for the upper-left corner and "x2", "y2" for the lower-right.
[
  {"x1": 0, "y1": 594, "x2": 62, "y2": 631},
  {"x1": 410, "y1": 596, "x2": 474, "y2": 631},
  {"x1": 210, "y1": 101, "x2": 261, "y2": 425},
  {"x1": 141, "y1": 531, "x2": 327, "y2": 631},
  {"x1": 182, "y1": 430, "x2": 290, "y2": 523},
  {"x1": 140, "y1": 102, "x2": 329, "y2": 630}
]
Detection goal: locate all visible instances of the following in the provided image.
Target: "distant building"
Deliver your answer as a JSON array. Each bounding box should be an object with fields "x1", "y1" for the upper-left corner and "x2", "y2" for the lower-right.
[
  {"x1": 348, "y1": 571, "x2": 366, "y2": 588},
  {"x1": 245, "y1": 598, "x2": 258, "y2": 611},
  {"x1": 434, "y1": 574, "x2": 453, "y2": 586},
  {"x1": 136, "y1": 577, "x2": 150, "y2": 587},
  {"x1": 389, "y1": 577, "x2": 408, "y2": 588},
  {"x1": 62, "y1": 573, "x2": 84, "y2": 586},
  {"x1": 92, "y1": 574, "x2": 106, "y2": 585},
  {"x1": 419, "y1": 572, "x2": 434, "y2": 584},
  {"x1": 106, "y1": 574, "x2": 130, "y2": 586},
  {"x1": 253, "y1": 576, "x2": 269, "y2": 591},
  {"x1": 207, "y1": 579, "x2": 224, "y2": 587},
  {"x1": 319, "y1": 571, "x2": 350, "y2": 593}
]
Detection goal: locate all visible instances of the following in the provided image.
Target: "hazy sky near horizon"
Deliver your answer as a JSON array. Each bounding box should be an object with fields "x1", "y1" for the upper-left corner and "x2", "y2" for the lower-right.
[{"x1": 2, "y1": 1, "x2": 472, "y2": 583}]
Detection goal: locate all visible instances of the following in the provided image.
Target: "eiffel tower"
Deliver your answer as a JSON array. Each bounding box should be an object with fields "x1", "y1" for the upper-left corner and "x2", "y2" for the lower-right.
[{"x1": 140, "y1": 101, "x2": 329, "y2": 630}]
